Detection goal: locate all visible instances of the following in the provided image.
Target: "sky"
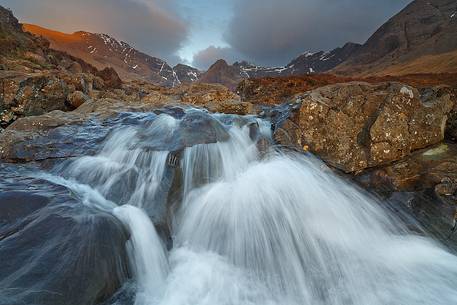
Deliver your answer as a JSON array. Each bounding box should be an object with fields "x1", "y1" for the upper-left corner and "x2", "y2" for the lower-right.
[{"x1": 0, "y1": 0, "x2": 412, "y2": 69}]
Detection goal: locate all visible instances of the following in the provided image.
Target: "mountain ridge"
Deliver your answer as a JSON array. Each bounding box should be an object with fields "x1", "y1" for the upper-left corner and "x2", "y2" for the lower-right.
[
  {"x1": 23, "y1": 24, "x2": 201, "y2": 87},
  {"x1": 334, "y1": 0, "x2": 457, "y2": 75}
]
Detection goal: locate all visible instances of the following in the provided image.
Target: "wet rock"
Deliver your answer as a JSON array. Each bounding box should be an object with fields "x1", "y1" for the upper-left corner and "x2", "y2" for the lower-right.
[
  {"x1": 256, "y1": 137, "x2": 271, "y2": 158},
  {"x1": 0, "y1": 191, "x2": 49, "y2": 236},
  {"x1": 0, "y1": 110, "x2": 109, "y2": 162},
  {"x1": 385, "y1": 191, "x2": 457, "y2": 252},
  {"x1": 67, "y1": 90, "x2": 91, "y2": 108},
  {"x1": 137, "y1": 110, "x2": 230, "y2": 152},
  {"x1": 353, "y1": 142, "x2": 457, "y2": 251},
  {"x1": 0, "y1": 205, "x2": 130, "y2": 305},
  {"x1": 178, "y1": 110, "x2": 230, "y2": 147},
  {"x1": 0, "y1": 167, "x2": 131, "y2": 305},
  {"x1": 277, "y1": 82, "x2": 454, "y2": 172}
]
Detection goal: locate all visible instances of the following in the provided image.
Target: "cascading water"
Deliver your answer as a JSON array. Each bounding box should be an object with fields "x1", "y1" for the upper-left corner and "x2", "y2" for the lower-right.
[
  {"x1": 37, "y1": 109, "x2": 457, "y2": 305},
  {"x1": 113, "y1": 205, "x2": 169, "y2": 305}
]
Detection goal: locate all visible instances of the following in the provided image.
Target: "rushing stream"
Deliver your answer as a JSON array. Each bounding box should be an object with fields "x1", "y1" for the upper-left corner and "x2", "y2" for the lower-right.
[{"x1": 2, "y1": 108, "x2": 457, "y2": 305}]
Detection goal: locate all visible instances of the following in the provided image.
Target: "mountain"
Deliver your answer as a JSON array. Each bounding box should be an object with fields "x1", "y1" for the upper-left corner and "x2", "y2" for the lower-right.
[
  {"x1": 334, "y1": 0, "x2": 457, "y2": 75},
  {"x1": 284, "y1": 43, "x2": 361, "y2": 75},
  {"x1": 173, "y1": 64, "x2": 202, "y2": 84},
  {"x1": 198, "y1": 42, "x2": 360, "y2": 90},
  {"x1": 233, "y1": 42, "x2": 361, "y2": 78},
  {"x1": 198, "y1": 59, "x2": 244, "y2": 91},
  {"x1": 23, "y1": 24, "x2": 200, "y2": 87}
]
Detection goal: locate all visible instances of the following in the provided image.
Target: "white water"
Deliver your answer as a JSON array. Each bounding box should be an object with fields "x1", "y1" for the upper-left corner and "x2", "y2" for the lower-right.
[
  {"x1": 43, "y1": 111, "x2": 457, "y2": 305},
  {"x1": 114, "y1": 205, "x2": 169, "y2": 305}
]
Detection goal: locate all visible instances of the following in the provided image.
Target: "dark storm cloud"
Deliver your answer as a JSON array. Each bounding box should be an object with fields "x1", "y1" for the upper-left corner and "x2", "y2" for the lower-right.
[
  {"x1": 1, "y1": 0, "x2": 188, "y2": 64},
  {"x1": 192, "y1": 46, "x2": 244, "y2": 70},
  {"x1": 225, "y1": 0, "x2": 413, "y2": 66}
]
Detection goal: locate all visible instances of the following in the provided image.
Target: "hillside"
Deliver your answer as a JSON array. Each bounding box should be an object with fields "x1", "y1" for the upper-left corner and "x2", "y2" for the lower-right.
[
  {"x1": 334, "y1": 0, "x2": 457, "y2": 76},
  {"x1": 23, "y1": 24, "x2": 200, "y2": 87}
]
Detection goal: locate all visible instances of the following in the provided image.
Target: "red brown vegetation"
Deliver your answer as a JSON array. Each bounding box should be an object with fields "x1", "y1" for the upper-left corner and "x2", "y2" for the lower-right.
[{"x1": 237, "y1": 73, "x2": 457, "y2": 105}]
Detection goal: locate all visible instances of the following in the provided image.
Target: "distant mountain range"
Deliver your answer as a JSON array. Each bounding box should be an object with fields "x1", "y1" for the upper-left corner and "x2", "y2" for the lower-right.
[
  {"x1": 23, "y1": 24, "x2": 201, "y2": 87},
  {"x1": 198, "y1": 0, "x2": 457, "y2": 89},
  {"x1": 198, "y1": 42, "x2": 361, "y2": 90},
  {"x1": 19, "y1": 0, "x2": 457, "y2": 90}
]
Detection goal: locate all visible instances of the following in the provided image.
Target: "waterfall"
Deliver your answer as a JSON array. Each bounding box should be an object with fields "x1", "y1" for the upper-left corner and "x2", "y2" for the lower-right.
[
  {"x1": 39, "y1": 109, "x2": 457, "y2": 305},
  {"x1": 113, "y1": 205, "x2": 169, "y2": 305}
]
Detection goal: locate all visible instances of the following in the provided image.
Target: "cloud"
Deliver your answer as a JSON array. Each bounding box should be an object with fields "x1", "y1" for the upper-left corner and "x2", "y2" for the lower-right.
[
  {"x1": 2, "y1": 0, "x2": 188, "y2": 64},
  {"x1": 192, "y1": 46, "x2": 244, "y2": 70},
  {"x1": 225, "y1": 0, "x2": 412, "y2": 66}
]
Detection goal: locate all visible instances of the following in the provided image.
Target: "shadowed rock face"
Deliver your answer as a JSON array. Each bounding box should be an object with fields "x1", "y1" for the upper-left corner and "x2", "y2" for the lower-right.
[
  {"x1": 274, "y1": 82, "x2": 455, "y2": 172},
  {"x1": 334, "y1": 0, "x2": 457, "y2": 75}
]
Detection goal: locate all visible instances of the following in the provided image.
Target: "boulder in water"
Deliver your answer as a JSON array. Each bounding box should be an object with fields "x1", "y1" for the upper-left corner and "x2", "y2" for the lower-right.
[{"x1": 0, "y1": 172, "x2": 130, "y2": 305}]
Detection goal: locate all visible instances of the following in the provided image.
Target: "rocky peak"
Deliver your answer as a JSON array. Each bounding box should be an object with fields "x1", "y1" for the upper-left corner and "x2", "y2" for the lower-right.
[
  {"x1": 198, "y1": 59, "x2": 244, "y2": 91},
  {"x1": 173, "y1": 64, "x2": 202, "y2": 84}
]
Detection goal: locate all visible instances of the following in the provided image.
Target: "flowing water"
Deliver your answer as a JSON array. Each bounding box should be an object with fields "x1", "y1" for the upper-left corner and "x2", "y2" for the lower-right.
[{"x1": 22, "y1": 109, "x2": 457, "y2": 304}]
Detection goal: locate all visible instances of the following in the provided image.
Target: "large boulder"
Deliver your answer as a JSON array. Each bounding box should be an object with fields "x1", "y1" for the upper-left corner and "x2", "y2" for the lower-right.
[{"x1": 275, "y1": 82, "x2": 454, "y2": 172}]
